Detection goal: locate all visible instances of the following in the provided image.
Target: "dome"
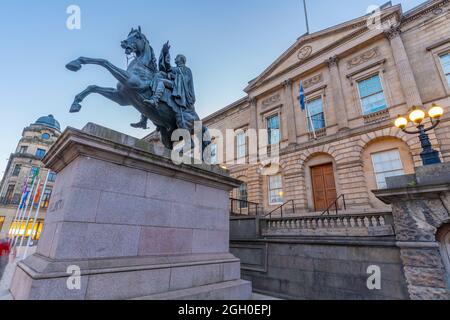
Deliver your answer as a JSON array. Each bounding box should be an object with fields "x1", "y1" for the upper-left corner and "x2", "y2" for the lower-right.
[{"x1": 34, "y1": 115, "x2": 61, "y2": 131}]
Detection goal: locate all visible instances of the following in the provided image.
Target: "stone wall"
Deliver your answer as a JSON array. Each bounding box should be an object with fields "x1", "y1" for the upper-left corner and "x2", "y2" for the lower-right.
[
  {"x1": 374, "y1": 162, "x2": 450, "y2": 300},
  {"x1": 230, "y1": 239, "x2": 409, "y2": 300}
]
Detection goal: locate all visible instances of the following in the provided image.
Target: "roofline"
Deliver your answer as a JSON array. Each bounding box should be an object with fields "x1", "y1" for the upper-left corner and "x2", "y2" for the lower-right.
[
  {"x1": 402, "y1": 0, "x2": 447, "y2": 22},
  {"x1": 202, "y1": 97, "x2": 248, "y2": 124},
  {"x1": 244, "y1": 3, "x2": 402, "y2": 93}
]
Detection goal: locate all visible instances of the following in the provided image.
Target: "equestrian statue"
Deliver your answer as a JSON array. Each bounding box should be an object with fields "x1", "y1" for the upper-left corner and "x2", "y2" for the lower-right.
[{"x1": 66, "y1": 26, "x2": 210, "y2": 153}]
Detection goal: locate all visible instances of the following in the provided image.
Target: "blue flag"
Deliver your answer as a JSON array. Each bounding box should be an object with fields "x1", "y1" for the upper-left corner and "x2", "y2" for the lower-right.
[
  {"x1": 20, "y1": 190, "x2": 29, "y2": 210},
  {"x1": 299, "y1": 82, "x2": 306, "y2": 112}
]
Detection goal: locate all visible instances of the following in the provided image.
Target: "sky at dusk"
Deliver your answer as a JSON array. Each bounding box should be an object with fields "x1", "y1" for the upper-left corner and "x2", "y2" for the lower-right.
[{"x1": 0, "y1": 0, "x2": 424, "y2": 175}]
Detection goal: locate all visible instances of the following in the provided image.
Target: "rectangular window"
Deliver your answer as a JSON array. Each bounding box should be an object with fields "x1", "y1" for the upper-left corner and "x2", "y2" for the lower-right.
[
  {"x1": 12, "y1": 164, "x2": 22, "y2": 177},
  {"x1": 306, "y1": 97, "x2": 326, "y2": 131},
  {"x1": 30, "y1": 167, "x2": 39, "y2": 177},
  {"x1": 440, "y1": 53, "x2": 450, "y2": 87},
  {"x1": 8, "y1": 218, "x2": 44, "y2": 240},
  {"x1": 236, "y1": 131, "x2": 247, "y2": 159},
  {"x1": 238, "y1": 183, "x2": 248, "y2": 209},
  {"x1": 41, "y1": 188, "x2": 52, "y2": 209},
  {"x1": 35, "y1": 149, "x2": 46, "y2": 159},
  {"x1": 371, "y1": 149, "x2": 405, "y2": 189},
  {"x1": 19, "y1": 146, "x2": 28, "y2": 154},
  {"x1": 48, "y1": 172, "x2": 57, "y2": 182},
  {"x1": 210, "y1": 144, "x2": 218, "y2": 165},
  {"x1": 268, "y1": 175, "x2": 284, "y2": 205},
  {"x1": 5, "y1": 184, "x2": 15, "y2": 202},
  {"x1": 357, "y1": 75, "x2": 387, "y2": 115},
  {"x1": 267, "y1": 115, "x2": 280, "y2": 145}
]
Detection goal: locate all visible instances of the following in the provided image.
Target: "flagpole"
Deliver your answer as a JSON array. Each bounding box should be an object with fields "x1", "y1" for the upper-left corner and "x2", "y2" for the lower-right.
[
  {"x1": 306, "y1": 104, "x2": 317, "y2": 140},
  {"x1": 8, "y1": 176, "x2": 30, "y2": 246},
  {"x1": 303, "y1": 0, "x2": 310, "y2": 34},
  {"x1": 18, "y1": 177, "x2": 41, "y2": 250},
  {"x1": 11, "y1": 178, "x2": 35, "y2": 247},
  {"x1": 23, "y1": 171, "x2": 50, "y2": 259},
  {"x1": 12, "y1": 169, "x2": 38, "y2": 248}
]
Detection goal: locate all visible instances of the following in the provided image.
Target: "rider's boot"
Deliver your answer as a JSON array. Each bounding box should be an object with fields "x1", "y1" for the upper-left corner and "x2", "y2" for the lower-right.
[
  {"x1": 130, "y1": 114, "x2": 148, "y2": 129},
  {"x1": 144, "y1": 81, "x2": 165, "y2": 107}
]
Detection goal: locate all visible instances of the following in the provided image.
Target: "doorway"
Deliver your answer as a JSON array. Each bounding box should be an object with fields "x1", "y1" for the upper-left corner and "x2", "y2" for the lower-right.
[
  {"x1": 311, "y1": 163, "x2": 337, "y2": 212},
  {"x1": 438, "y1": 225, "x2": 450, "y2": 279}
]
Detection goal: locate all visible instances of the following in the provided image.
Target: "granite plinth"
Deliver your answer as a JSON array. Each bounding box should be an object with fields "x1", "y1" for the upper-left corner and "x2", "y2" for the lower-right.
[{"x1": 10, "y1": 123, "x2": 252, "y2": 300}]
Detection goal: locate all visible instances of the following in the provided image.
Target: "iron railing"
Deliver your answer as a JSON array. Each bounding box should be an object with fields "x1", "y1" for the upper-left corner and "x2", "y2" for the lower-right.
[
  {"x1": 230, "y1": 198, "x2": 260, "y2": 216},
  {"x1": 265, "y1": 200, "x2": 295, "y2": 219},
  {"x1": 321, "y1": 194, "x2": 347, "y2": 216}
]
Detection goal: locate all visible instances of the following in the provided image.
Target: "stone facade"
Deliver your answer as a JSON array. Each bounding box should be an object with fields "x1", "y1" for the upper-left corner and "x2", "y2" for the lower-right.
[
  {"x1": 197, "y1": 0, "x2": 450, "y2": 214},
  {"x1": 0, "y1": 115, "x2": 61, "y2": 239}
]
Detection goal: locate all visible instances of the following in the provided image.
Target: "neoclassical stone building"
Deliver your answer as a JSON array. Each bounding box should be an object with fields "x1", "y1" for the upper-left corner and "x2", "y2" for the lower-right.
[
  {"x1": 0, "y1": 115, "x2": 61, "y2": 239},
  {"x1": 202, "y1": 0, "x2": 450, "y2": 214}
]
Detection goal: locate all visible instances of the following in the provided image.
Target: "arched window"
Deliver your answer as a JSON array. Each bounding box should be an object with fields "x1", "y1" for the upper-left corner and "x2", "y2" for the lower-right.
[{"x1": 238, "y1": 183, "x2": 248, "y2": 208}]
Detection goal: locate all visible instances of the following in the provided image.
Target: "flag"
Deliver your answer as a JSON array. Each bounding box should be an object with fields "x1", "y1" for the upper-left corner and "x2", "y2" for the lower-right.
[
  {"x1": 299, "y1": 82, "x2": 306, "y2": 112},
  {"x1": 34, "y1": 184, "x2": 42, "y2": 204},
  {"x1": 21, "y1": 180, "x2": 28, "y2": 194},
  {"x1": 20, "y1": 189, "x2": 29, "y2": 210},
  {"x1": 30, "y1": 168, "x2": 40, "y2": 185}
]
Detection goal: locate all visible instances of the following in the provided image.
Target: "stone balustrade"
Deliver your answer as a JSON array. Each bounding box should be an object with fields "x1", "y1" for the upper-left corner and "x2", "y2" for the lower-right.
[{"x1": 261, "y1": 212, "x2": 395, "y2": 237}]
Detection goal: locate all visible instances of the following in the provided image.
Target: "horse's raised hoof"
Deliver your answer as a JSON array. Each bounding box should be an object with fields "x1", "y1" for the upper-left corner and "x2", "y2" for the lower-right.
[
  {"x1": 66, "y1": 60, "x2": 82, "y2": 72},
  {"x1": 70, "y1": 102, "x2": 82, "y2": 113}
]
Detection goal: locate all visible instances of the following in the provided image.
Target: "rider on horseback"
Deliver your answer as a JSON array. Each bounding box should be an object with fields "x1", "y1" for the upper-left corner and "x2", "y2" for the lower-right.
[{"x1": 131, "y1": 50, "x2": 196, "y2": 131}]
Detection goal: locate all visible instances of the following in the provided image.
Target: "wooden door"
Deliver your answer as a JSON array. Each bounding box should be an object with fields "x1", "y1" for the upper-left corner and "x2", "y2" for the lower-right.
[{"x1": 311, "y1": 163, "x2": 337, "y2": 212}]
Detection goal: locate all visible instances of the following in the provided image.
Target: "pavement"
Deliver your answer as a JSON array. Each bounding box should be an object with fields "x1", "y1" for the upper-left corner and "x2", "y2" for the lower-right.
[{"x1": 251, "y1": 292, "x2": 281, "y2": 300}]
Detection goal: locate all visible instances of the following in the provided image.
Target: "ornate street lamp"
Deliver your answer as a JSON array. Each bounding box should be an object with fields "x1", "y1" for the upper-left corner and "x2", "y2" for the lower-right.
[{"x1": 395, "y1": 104, "x2": 444, "y2": 166}]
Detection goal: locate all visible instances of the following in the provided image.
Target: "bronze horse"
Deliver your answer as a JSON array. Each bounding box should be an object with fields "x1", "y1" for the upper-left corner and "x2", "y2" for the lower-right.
[{"x1": 66, "y1": 27, "x2": 210, "y2": 152}]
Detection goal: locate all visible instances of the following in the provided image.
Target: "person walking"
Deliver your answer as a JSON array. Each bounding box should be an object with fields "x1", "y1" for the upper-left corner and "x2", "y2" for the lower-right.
[{"x1": 0, "y1": 239, "x2": 11, "y2": 278}]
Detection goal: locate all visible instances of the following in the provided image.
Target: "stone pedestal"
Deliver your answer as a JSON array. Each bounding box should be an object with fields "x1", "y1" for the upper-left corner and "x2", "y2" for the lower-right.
[
  {"x1": 374, "y1": 163, "x2": 450, "y2": 300},
  {"x1": 10, "y1": 123, "x2": 252, "y2": 300}
]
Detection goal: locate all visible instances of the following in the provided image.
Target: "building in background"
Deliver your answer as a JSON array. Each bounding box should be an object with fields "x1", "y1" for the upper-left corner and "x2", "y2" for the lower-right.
[
  {"x1": 197, "y1": 0, "x2": 450, "y2": 215},
  {"x1": 0, "y1": 115, "x2": 61, "y2": 240}
]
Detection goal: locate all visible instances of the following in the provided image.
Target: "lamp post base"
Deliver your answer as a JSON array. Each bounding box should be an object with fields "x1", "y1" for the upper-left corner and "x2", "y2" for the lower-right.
[{"x1": 420, "y1": 150, "x2": 441, "y2": 166}]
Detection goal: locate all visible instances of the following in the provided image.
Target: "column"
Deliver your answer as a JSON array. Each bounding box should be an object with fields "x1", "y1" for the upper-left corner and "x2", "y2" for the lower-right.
[
  {"x1": 248, "y1": 96, "x2": 258, "y2": 131},
  {"x1": 282, "y1": 79, "x2": 298, "y2": 145},
  {"x1": 248, "y1": 97, "x2": 259, "y2": 164},
  {"x1": 327, "y1": 56, "x2": 349, "y2": 130},
  {"x1": 385, "y1": 25, "x2": 422, "y2": 107}
]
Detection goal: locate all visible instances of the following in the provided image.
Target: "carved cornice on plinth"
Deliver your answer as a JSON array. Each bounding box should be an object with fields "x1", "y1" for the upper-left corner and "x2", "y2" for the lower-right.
[
  {"x1": 327, "y1": 56, "x2": 339, "y2": 68},
  {"x1": 303, "y1": 74, "x2": 323, "y2": 89},
  {"x1": 247, "y1": 96, "x2": 258, "y2": 106},
  {"x1": 384, "y1": 24, "x2": 402, "y2": 40},
  {"x1": 261, "y1": 94, "x2": 281, "y2": 108},
  {"x1": 347, "y1": 47, "x2": 380, "y2": 69},
  {"x1": 282, "y1": 78, "x2": 293, "y2": 88}
]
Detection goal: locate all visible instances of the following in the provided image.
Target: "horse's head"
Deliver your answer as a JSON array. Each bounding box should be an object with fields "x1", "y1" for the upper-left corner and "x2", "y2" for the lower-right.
[{"x1": 121, "y1": 26, "x2": 148, "y2": 56}]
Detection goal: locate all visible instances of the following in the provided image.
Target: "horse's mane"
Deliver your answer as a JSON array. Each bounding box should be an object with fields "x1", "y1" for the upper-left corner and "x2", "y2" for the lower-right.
[
  {"x1": 129, "y1": 29, "x2": 157, "y2": 72},
  {"x1": 141, "y1": 35, "x2": 157, "y2": 72}
]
